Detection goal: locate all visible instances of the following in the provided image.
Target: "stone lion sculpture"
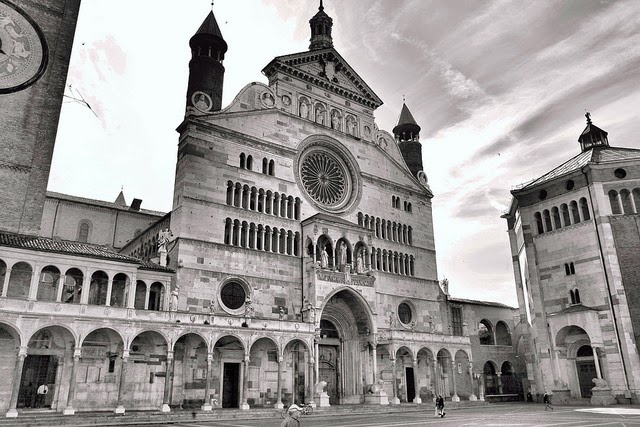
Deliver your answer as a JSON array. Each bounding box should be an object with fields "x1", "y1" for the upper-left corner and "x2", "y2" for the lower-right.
[
  {"x1": 315, "y1": 381, "x2": 328, "y2": 394},
  {"x1": 366, "y1": 379, "x2": 384, "y2": 394},
  {"x1": 592, "y1": 378, "x2": 609, "y2": 389}
]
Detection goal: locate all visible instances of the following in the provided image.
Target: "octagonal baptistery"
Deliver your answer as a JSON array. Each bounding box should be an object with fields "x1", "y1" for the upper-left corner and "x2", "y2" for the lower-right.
[{"x1": 165, "y1": 3, "x2": 464, "y2": 410}]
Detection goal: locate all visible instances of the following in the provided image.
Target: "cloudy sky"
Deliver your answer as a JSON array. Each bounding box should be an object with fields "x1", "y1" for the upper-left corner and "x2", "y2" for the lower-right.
[{"x1": 50, "y1": 0, "x2": 640, "y2": 306}]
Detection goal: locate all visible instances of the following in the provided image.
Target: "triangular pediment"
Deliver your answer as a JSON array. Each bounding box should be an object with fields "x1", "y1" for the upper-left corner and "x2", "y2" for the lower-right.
[{"x1": 262, "y1": 48, "x2": 383, "y2": 110}]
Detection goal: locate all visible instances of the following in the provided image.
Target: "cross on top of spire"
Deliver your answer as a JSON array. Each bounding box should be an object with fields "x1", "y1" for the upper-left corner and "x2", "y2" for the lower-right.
[{"x1": 585, "y1": 111, "x2": 592, "y2": 125}]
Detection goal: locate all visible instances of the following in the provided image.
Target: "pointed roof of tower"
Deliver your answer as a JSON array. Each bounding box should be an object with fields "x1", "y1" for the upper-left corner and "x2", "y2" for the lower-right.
[
  {"x1": 114, "y1": 190, "x2": 127, "y2": 207},
  {"x1": 190, "y1": 10, "x2": 228, "y2": 54},
  {"x1": 578, "y1": 111, "x2": 609, "y2": 152},
  {"x1": 393, "y1": 103, "x2": 421, "y2": 139},
  {"x1": 309, "y1": 0, "x2": 334, "y2": 50}
]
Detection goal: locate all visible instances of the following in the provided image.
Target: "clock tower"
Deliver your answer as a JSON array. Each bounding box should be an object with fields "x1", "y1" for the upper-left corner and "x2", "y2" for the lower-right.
[{"x1": 0, "y1": 0, "x2": 81, "y2": 235}]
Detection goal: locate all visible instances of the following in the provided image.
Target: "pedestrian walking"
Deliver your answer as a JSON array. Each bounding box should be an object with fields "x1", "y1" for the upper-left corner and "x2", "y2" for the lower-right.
[
  {"x1": 543, "y1": 392, "x2": 553, "y2": 411},
  {"x1": 435, "y1": 394, "x2": 445, "y2": 417},
  {"x1": 281, "y1": 403, "x2": 301, "y2": 427}
]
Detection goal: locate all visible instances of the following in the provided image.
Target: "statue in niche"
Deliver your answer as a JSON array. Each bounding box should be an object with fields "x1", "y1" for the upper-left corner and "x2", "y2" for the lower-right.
[
  {"x1": 356, "y1": 250, "x2": 365, "y2": 274},
  {"x1": 158, "y1": 228, "x2": 172, "y2": 251},
  {"x1": 321, "y1": 248, "x2": 329, "y2": 268},
  {"x1": 339, "y1": 241, "x2": 347, "y2": 269},
  {"x1": 331, "y1": 110, "x2": 341, "y2": 130},
  {"x1": 170, "y1": 285, "x2": 180, "y2": 312},
  {"x1": 300, "y1": 100, "x2": 309, "y2": 119},
  {"x1": 316, "y1": 107, "x2": 325, "y2": 125}
]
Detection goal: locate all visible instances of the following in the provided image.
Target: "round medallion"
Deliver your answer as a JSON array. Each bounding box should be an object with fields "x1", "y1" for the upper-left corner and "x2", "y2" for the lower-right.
[
  {"x1": 0, "y1": 0, "x2": 48, "y2": 94},
  {"x1": 191, "y1": 91, "x2": 212, "y2": 112}
]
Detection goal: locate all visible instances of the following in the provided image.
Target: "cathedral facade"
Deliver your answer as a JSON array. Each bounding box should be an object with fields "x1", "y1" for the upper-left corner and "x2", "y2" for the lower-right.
[
  {"x1": 0, "y1": 3, "x2": 524, "y2": 417},
  {"x1": 503, "y1": 115, "x2": 640, "y2": 404}
]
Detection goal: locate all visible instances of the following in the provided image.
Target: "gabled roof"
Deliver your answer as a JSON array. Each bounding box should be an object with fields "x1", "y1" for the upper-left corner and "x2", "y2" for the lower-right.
[
  {"x1": 47, "y1": 191, "x2": 166, "y2": 217},
  {"x1": 513, "y1": 146, "x2": 640, "y2": 193},
  {"x1": 262, "y1": 48, "x2": 383, "y2": 110},
  {"x1": 301, "y1": 213, "x2": 356, "y2": 228},
  {"x1": 0, "y1": 231, "x2": 173, "y2": 272}
]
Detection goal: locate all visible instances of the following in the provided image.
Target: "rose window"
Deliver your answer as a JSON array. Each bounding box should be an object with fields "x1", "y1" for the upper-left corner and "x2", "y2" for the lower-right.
[{"x1": 300, "y1": 151, "x2": 348, "y2": 207}]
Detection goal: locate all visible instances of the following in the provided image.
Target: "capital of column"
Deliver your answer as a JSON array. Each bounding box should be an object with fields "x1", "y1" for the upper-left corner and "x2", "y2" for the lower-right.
[
  {"x1": 244, "y1": 354, "x2": 250, "y2": 363},
  {"x1": 167, "y1": 350, "x2": 174, "y2": 360},
  {"x1": 207, "y1": 353, "x2": 213, "y2": 363},
  {"x1": 122, "y1": 349, "x2": 130, "y2": 360},
  {"x1": 451, "y1": 360, "x2": 457, "y2": 368},
  {"x1": 496, "y1": 373, "x2": 501, "y2": 378},
  {"x1": 18, "y1": 346, "x2": 28, "y2": 358},
  {"x1": 413, "y1": 358, "x2": 418, "y2": 366},
  {"x1": 278, "y1": 356, "x2": 283, "y2": 363},
  {"x1": 73, "y1": 348, "x2": 82, "y2": 358}
]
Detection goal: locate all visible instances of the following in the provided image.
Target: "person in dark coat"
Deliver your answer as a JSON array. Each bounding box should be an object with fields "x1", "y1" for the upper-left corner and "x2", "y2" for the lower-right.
[
  {"x1": 543, "y1": 392, "x2": 553, "y2": 411},
  {"x1": 281, "y1": 404, "x2": 301, "y2": 427},
  {"x1": 436, "y1": 395, "x2": 445, "y2": 417}
]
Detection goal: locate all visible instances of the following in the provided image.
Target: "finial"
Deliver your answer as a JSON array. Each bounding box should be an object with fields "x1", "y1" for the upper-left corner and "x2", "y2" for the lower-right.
[
  {"x1": 402, "y1": 94, "x2": 406, "y2": 103},
  {"x1": 585, "y1": 111, "x2": 592, "y2": 125},
  {"x1": 319, "y1": 0, "x2": 324, "y2": 11},
  {"x1": 211, "y1": 0, "x2": 214, "y2": 11},
  {"x1": 121, "y1": 185, "x2": 124, "y2": 191}
]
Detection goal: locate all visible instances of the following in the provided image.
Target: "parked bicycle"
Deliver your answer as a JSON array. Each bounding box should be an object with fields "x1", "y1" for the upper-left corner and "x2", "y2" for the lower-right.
[{"x1": 279, "y1": 403, "x2": 313, "y2": 419}]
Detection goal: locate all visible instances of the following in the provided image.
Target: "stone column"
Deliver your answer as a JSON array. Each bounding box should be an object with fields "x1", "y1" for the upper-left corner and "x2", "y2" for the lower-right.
[
  {"x1": 371, "y1": 341, "x2": 378, "y2": 383},
  {"x1": 63, "y1": 348, "x2": 81, "y2": 415},
  {"x1": 413, "y1": 359, "x2": 421, "y2": 403},
  {"x1": 315, "y1": 340, "x2": 319, "y2": 379},
  {"x1": 479, "y1": 375, "x2": 485, "y2": 401},
  {"x1": 308, "y1": 359, "x2": 316, "y2": 407},
  {"x1": 1, "y1": 268, "x2": 11, "y2": 297},
  {"x1": 80, "y1": 272, "x2": 90, "y2": 305},
  {"x1": 115, "y1": 350, "x2": 129, "y2": 413},
  {"x1": 468, "y1": 362, "x2": 477, "y2": 401},
  {"x1": 105, "y1": 278, "x2": 114, "y2": 306},
  {"x1": 390, "y1": 358, "x2": 400, "y2": 405},
  {"x1": 240, "y1": 354, "x2": 250, "y2": 410},
  {"x1": 6, "y1": 346, "x2": 27, "y2": 418},
  {"x1": 202, "y1": 353, "x2": 213, "y2": 411},
  {"x1": 127, "y1": 277, "x2": 137, "y2": 309},
  {"x1": 27, "y1": 267, "x2": 39, "y2": 301},
  {"x1": 55, "y1": 275, "x2": 66, "y2": 302},
  {"x1": 273, "y1": 230, "x2": 279, "y2": 254},
  {"x1": 260, "y1": 228, "x2": 266, "y2": 251},
  {"x1": 592, "y1": 346, "x2": 602, "y2": 379},
  {"x1": 161, "y1": 350, "x2": 174, "y2": 412},
  {"x1": 451, "y1": 360, "x2": 460, "y2": 401},
  {"x1": 275, "y1": 356, "x2": 284, "y2": 409},
  {"x1": 496, "y1": 373, "x2": 503, "y2": 394},
  {"x1": 143, "y1": 283, "x2": 150, "y2": 310}
]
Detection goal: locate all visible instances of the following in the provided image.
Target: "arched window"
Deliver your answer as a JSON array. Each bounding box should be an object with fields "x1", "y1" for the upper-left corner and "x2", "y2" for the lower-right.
[
  {"x1": 608, "y1": 190, "x2": 621, "y2": 215},
  {"x1": 287, "y1": 196, "x2": 294, "y2": 219},
  {"x1": 234, "y1": 183, "x2": 241, "y2": 207},
  {"x1": 265, "y1": 191, "x2": 272, "y2": 214},
  {"x1": 578, "y1": 197, "x2": 591, "y2": 220},
  {"x1": 273, "y1": 193, "x2": 280, "y2": 216},
  {"x1": 280, "y1": 193, "x2": 286, "y2": 217},
  {"x1": 552, "y1": 207, "x2": 561, "y2": 229},
  {"x1": 495, "y1": 321, "x2": 512, "y2": 346},
  {"x1": 574, "y1": 288, "x2": 581, "y2": 303},
  {"x1": 148, "y1": 282, "x2": 164, "y2": 311},
  {"x1": 569, "y1": 289, "x2": 576, "y2": 304},
  {"x1": 240, "y1": 221, "x2": 248, "y2": 248},
  {"x1": 226, "y1": 181, "x2": 233, "y2": 205},
  {"x1": 570, "y1": 262, "x2": 575, "y2": 274},
  {"x1": 294, "y1": 232, "x2": 300, "y2": 256},
  {"x1": 410, "y1": 255, "x2": 415, "y2": 276},
  {"x1": 258, "y1": 189, "x2": 265, "y2": 213},
  {"x1": 7, "y1": 262, "x2": 32, "y2": 299},
  {"x1": 279, "y1": 228, "x2": 286, "y2": 254},
  {"x1": 560, "y1": 204, "x2": 571, "y2": 227},
  {"x1": 633, "y1": 189, "x2": 640, "y2": 211},
  {"x1": 376, "y1": 218, "x2": 381, "y2": 238},
  {"x1": 294, "y1": 198, "x2": 301, "y2": 220},
  {"x1": 249, "y1": 223, "x2": 256, "y2": 249},
  {"x1": 382, "y1": 250, "x2": 388, "y2": 271},
  {"x1": 247, "y1": 155, "x2": 253, "y2": 170},
  {"x1": 620, "y1": 190, "x2": 634, "y2": 214},
  {"x1": 534, "y1": 212, "x2": 544, "y2": 234},
  {"x1": 478, "y1": 320, "x2": 494, "y2": 345},
  {"x1": 564, "y1": 263, "x2": 571, "y2": 275},
  {"x1": 257, "y1": 225, "x2": 264, "y2": 250},
  {"x1": 542, "y1": 209, "x2": 552, "y2": 231},
  {"x1": 242, "y1": 185, "x2": 249, "y2": 209},
  {"x1": 264, "y1": 226, "x2": 272, "y2": 252},
  {"x1": 88, "y1": 271, "x2": 109, "y2": 305},
  {"x1": 239, "y1": 153, "x2": 246, "y2": 169},
  {"x1": 110, "y1": 273, "x2": 129, "y2": 308},
  {"x1": 358, "y1": 212, "x2": 363, "y2": 227},
  {"x1": 269, "y1": 159, "x2": 275, "y2": 176},
  {"x1": 286, "y1": 230, "x2": 293, "y2": 255},
  {"x1": 62, "y1": 268, "x2": 83, "y2": 304},
  {"x1": 381, "y1": 220, "x2": 386, "y2": 239},
  {"x1": 392, "y1": 196, "x2": 396, "y2": 208},
  {"x1": 232, "y1": 220, "x2": 240, "y2": 246},
  {"x1": 77, "y1": 221, "x2": 91, "y2": 243},
  {"x1": 376, "y1": 249, "x2": 382, "y2": 270},
  {"x1": 404, "y1": 201, "x2": 407, "y2": 211},
  {"x1": 569, "y1": 200, "x2": 580, "y2": 223},
  {"x1": 408, "y1": 226, "x2": 413, "y2": 245},
  {"x1": 407, "y1": 202, "x2": 412, "y2": 213},
  {"x1": 262, "y1": 157, "x2": 268, "y2": 174},
  {"x1": 250, "y1": 187, "x2": 257, "y2": 211},
  {"x1": 37, "y1": 266, "x2": 60, "y2": 302}
]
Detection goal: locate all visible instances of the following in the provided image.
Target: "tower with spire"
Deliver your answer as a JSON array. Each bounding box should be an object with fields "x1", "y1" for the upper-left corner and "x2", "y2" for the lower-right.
[
  {"x1": 186, "y1": 10, "x2": 228, "y2": 114},
  {"x1": 578, "y1": 112, "x2": 609, "y2": 152},
  {"x1": 394, "y1": 103, "x2": 423, "y2": 178},
  {"x1": 309, "y1": 0, "x2": 333, "y2": 50}
]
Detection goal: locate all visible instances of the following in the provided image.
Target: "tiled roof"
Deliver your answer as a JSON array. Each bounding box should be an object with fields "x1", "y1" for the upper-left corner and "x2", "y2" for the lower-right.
[
  {"x1": 0, "y1": 232, "x2": 173, "y2": 272},
  {"x1": 46, "y1": 191, "x2": 166, "y2": 217},
  {"x1": 449, "y1": 297, "x2": 516, "y2": 310},
  {"x1": 515, "y1": 147, "x2": 640, "y2": 192}
]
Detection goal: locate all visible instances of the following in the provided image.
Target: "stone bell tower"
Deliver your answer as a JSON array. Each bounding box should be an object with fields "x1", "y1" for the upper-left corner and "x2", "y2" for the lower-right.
[
  {"x1": 394, "y1": 103, "x2": 423, "y2": 177},
  {"x1": 185, "y1": 10, "x2": 228, "y2": 114}
]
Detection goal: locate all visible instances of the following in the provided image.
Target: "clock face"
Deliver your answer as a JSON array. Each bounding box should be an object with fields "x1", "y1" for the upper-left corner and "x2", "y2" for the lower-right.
[{"x1": 0, "y1": 0, "x2": 48, "y2": 94}]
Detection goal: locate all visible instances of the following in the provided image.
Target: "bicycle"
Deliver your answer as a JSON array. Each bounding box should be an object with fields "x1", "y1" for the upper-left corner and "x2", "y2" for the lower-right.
[{"x1": 279, "y1": 403, "x2": 313, "y2": 418}]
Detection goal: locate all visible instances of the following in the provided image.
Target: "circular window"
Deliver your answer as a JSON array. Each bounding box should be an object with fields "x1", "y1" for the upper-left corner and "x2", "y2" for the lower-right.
[
  {"x1": 221, "y1": 281, "x2": 246, "y2": 310},
  {"x1": 295, "y1": 137, "x2": 362, "y2": 214},
  {"x1": 538, "y1": 190, "x2": 547, "y2": 200},
  {"x1": 565, "y1": 180, "x2": 575, "y2": 190},
  {"x1": 615, "y1": 168, "x2": 627, "y2": 179},
  {"x1": 398, "y1": 302, "x2": 412, "y2": 325},
  {"x1": 300, "y1": 150, "x2": 348, "y2": 206}
]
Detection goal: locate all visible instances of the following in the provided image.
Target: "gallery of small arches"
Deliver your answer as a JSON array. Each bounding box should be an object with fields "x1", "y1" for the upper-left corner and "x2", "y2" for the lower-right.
[
  {"x1": 357, "y1": 212, "x2": 413, "y2": 245},
  {"x1": 309, "y1": 234, "x2": 415, "y2": 276},
  {"x1": 0, "y1": 259, "x2": 165, "y2": 310},
  {"x1": 224, "y1": 219, "x2": 301, "y2": 256},
  {"x1": 534, "y1": 198, "x2": 590, "y2": 235},
  {"x1": 608, "y1": 188, "x2": 640, "y2": 215},
  {"x1": 226, "y1": 181, "x2": 301, "y2": 220},
  {"x1": 477, "y1": 320, "x2": 512, "y2": 346},
  {"x1": 0, "y1": 322, "x2": 314, "y2": 413}
]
